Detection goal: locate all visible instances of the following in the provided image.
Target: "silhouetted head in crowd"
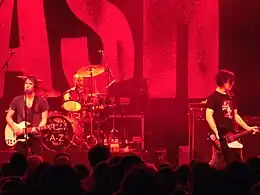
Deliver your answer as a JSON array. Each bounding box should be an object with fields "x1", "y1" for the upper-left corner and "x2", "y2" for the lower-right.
[
  {"x1": 118, "y1": 154, "x2": 144, "y2": 171},
  {"x1": 175, "y1": 165, "x2": 191, "y2": 186},
  {"x1": 41, "y1": 165, "x2": 82, "y2": 195},
  {"x1": 109, "y1": 156, "x2": 123, "y2": 166},
  {"x1": 116, "y1": 166, "x2": 160, "y2": 195},
  {"x1": 9, "y1": 152, "x2": 27, "y2": 176},
  {"x1": 1, "y1": 163, "x2": 10, "y2": 177},
  {"x1": 158, "y1": 166, "x2": 177, "y2": 195},
  {"x1": 0, "y1": 176, "x2": 27, "y2": 195},
  {"x1": 251, "y1": 181, "x2": 260, "y2": 195},
  {"x1": 74, "y1": 164, "x2": 90, "y2": 180},
  {"x1": 27, "y1": 155, "x2": 43, "y2": 176},
  {"x1": 54, "y1": 152, "x2": 71, "y2": 166},
  {"x1": 88, "y1": 145, "x2": 111, "y2": 168},
  {"x1": 93, "y1": 161, "x2": 110, "y2": 182}
]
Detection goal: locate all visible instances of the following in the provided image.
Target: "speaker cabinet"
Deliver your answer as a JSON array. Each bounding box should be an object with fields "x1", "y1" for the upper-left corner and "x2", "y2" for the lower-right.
[{"x1": 188, "y1": 103, "x2": 211, "y2": 163}]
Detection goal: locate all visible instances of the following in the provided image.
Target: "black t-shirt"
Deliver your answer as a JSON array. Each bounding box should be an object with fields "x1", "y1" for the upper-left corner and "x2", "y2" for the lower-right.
[
  {"x1": 9, "y1": 95, "x2": 49, "y2": 127},
  {"x1": 205, "y1": 90, "x2": 238, "y2": 136}
]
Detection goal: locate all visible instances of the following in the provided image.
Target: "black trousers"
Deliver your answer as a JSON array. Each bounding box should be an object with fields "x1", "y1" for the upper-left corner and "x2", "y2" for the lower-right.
[
  {"x1": 209, "y1": 146, "x2": 243, "y2": 169},
  {"x1": 13, "y1": 135, "x2": 42, "y2": 156}
]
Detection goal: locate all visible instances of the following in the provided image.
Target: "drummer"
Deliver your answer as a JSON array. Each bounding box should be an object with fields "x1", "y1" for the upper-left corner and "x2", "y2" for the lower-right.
[{"x1": 63, "y1": 73, "x2": 99, "y2": 112}]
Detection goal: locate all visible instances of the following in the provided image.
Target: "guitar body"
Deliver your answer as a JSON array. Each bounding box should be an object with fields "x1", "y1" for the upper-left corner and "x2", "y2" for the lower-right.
[
  {"x1": 5, "y1": 122, "x2": 28, "y2": 147},
  {"x1": 5, "y1": 121, "x2": 62, "y2": 147},
  {"x1": 208, "y1": 132, "x2": 244, "y2": 153},
  {"x1": 225, "y1": 132, "x2": 243, "y2": 149}
]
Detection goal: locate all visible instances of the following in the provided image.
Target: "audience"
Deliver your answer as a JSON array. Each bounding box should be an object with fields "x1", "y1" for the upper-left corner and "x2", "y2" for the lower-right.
[{"x1": 0, "y1": 145, "x2": 260, "y2": 195}]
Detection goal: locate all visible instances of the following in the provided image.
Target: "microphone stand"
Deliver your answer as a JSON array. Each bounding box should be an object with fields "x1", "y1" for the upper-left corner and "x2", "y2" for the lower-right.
[
  {"x1": 24, "y1": 92, "x2": 29, "y2": 153},
  {"x1": 0, "y1": 52, "x2": 14, "y2": 73}
]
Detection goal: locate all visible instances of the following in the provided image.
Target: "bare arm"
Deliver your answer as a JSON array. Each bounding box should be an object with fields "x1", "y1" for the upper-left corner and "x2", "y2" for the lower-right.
[
  {"x1": 234, "y1": 110, "x2": 250, "y2": 131},
  {"x1": 206, "y1": 108, "x2": 219, "y2": 137},
  {"x1": 39, "y1": 110, "x2": 48, "y2": 127},
  {"x1": 6, "y1": 109, "x2": 19, "y2": 131}
]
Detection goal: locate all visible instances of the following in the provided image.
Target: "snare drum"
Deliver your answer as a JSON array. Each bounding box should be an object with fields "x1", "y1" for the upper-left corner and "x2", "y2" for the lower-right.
[{"x1": 41, "y1": 115, "x2": 82, "y2": 152}]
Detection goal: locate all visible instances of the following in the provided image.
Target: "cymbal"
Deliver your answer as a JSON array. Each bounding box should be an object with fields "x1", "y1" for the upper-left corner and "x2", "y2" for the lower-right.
[
  {"x1": 77, "y1": 65, "x2": 105, "y2": 77},
  {"x1": 88, "y1": 92, "x2": 107, "y2": 97},
  {"x1": 37, "y1": 86, "x2": 61, "y2": 97},
  {"x1": 16, "y1": 76, "x2": 43, "y2": 82}
]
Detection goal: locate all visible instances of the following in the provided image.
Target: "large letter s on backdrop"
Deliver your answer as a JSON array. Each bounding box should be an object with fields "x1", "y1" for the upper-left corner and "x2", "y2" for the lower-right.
[
  {"x1": 0, "y1": 0, "x2": 134, "y2": 97},
  {"x1": 66, "y1": 0, "x2": 135, "y2": 82}
]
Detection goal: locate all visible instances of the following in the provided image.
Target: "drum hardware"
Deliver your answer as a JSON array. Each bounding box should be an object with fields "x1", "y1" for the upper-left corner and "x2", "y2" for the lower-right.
[{"x1": 109, "y1": 94, "x2": 118, "y2": 133}]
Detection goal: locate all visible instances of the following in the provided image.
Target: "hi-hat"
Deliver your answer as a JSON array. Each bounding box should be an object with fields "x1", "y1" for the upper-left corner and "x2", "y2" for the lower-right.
[
  {"x1": 16, "y1": 75, "x2": 43, "y2": 83},
  {"x1": 77, "y1": 65, "x2": 105, "y2": 77}
]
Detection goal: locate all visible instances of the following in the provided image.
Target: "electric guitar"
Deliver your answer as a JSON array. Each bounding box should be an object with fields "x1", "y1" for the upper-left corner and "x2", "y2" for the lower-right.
[
  {"x1": 208, "y1": 127, "x2": 259, "y2": 153},
  {"x1": 5, "y1": 121, "x2": 63, "y2": 147}
]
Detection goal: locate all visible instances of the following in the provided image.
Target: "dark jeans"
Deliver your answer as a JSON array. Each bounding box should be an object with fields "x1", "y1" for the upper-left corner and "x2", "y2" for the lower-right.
[
  {"x1": 209, "y1": 146, "x2": 243, "y2": 169},
  {"x1": 13, "y1": 135, "x2": 42, "y2": 156}
]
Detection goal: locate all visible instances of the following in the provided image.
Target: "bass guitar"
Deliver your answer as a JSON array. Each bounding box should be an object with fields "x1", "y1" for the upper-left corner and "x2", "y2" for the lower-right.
[{"x1": 208, "y1": 128, "x2": 259, "y2": 153}]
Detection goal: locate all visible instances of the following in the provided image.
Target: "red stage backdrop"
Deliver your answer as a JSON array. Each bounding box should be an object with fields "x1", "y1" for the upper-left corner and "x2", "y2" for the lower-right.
[
  {"x1": 143, "y1": 0, "x2": 219, "y2": 98},
  {"x1": 0, "y1": 0, "x2": 218, "y2": 99},
  {"x1": 0, "y1": 0, "x2": 135, "y2": 96}
]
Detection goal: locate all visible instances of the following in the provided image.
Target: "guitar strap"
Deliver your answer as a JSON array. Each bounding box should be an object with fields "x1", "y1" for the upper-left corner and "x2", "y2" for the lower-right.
[{"x1": 227, "y1": 91, "x2": 237, "y2": 131}]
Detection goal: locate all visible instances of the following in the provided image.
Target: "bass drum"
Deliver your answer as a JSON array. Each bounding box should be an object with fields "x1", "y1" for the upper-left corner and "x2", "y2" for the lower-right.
[{"x1": 41, "y1": 115, "x2": 82, "y2": 152}]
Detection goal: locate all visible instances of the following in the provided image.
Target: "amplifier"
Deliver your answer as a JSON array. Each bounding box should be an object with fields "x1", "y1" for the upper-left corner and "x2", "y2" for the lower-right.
[{"x1": 188, "y1": 102, "x2": 211, "y2": 163}]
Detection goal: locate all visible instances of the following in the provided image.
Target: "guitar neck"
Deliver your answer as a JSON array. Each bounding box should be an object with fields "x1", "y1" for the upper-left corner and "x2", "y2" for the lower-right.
[
  {"x1": 233, "y1": 129, "x2": 254, "y2": 139},
  {"x1": 23, "y1": 124, "x2": 54, "y2": 132}
]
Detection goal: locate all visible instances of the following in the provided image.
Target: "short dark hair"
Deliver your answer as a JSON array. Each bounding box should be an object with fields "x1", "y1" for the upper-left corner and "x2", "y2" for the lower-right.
[
  {"x1": 26, "y1": 75, "x2": 39, "y2": 88},
  {"x1": 88, "y1": 145, "x2": 111, "y2": 168},
  {"x1": 25, "y1": 75, "x2": 40, "y2": 93},
  {"x1": 216, "y1": 69, "x2": 235, "y2": 87}
]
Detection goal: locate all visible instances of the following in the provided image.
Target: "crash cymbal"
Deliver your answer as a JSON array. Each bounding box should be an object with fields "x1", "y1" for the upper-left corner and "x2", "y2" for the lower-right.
[
  {"x1": 37, "y1": 86, "x2": 61, "y2": 98},
  {"x1": 92, "y1": 92, "x2": 107, "y2": 97},
  {"x1": 77, "y1": 65, "x2": 105, "y2": 77}
]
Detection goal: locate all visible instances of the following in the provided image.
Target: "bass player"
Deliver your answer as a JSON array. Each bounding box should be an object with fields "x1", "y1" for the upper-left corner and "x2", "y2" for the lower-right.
[
  {"x1": 5, "y1": 75, "x2": 49, "y2": 156},
  {"x1": 205, "y1": 69, "x2": 258, "y2": 169}
]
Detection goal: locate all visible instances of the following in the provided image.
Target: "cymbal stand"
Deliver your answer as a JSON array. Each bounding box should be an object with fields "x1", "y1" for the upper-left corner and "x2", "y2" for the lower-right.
[
  {"x1": 99, "y1": 50, "x2": 118, "y2": 134},
  {"x1": 89, "y1": 70, "x2": 94, "y2": 135},
  {"x1": 86, "y1": 70, "x2": 97, "y2": 146},
  {"x1": 100, "y1": 50, "x2": 116, "y2": 94},
  {"x1": 110, "y1": 105, "x2": 118, "y2": 133}
]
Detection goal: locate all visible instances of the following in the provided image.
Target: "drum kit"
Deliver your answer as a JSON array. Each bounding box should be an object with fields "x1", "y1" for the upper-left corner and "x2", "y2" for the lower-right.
[{"x1": 35, "y1": 63, "x2": 121, "y2": 152}]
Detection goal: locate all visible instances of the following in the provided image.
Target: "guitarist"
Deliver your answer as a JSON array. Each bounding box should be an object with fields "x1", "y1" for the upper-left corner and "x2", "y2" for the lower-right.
[
  {"x1": 205, "y1": 69, "x2": 258, "y2": 169},
  {"x1": 5, "y1": 75, "x2": 49, "y2": 156}
]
